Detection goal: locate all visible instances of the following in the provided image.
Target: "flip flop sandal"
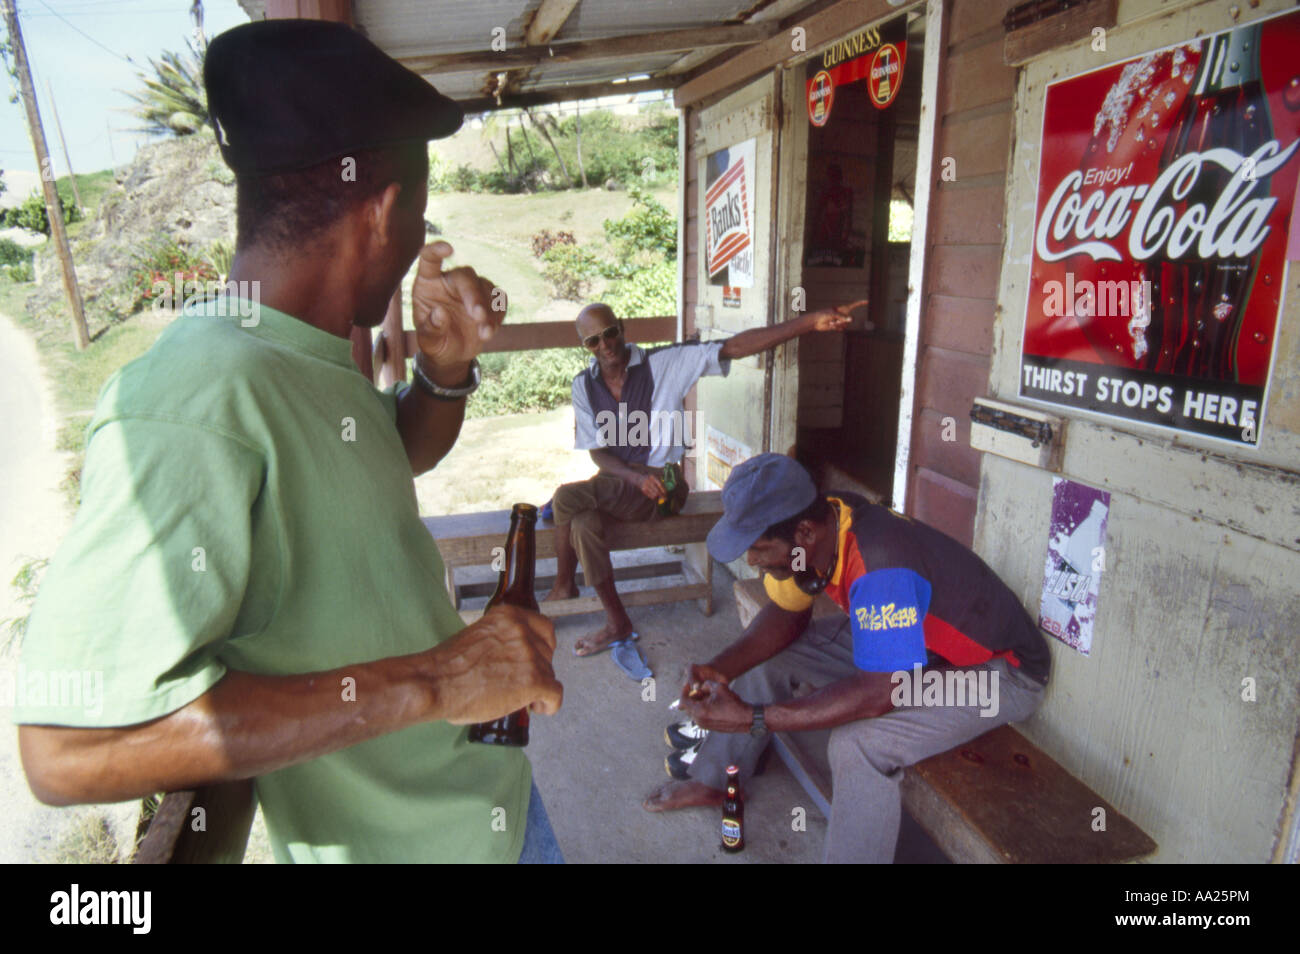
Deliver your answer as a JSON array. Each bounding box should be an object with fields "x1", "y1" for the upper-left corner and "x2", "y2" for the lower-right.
[{"x1": 610, "y1": 633, "x2": 653, "y2": 682}]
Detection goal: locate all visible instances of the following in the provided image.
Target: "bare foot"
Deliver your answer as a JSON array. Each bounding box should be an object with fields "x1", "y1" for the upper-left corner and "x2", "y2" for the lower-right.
[
  {"x1": 573, "y1": 619, "x2": 634, "y2": 656},
  {"x1": 642, "y1": 780, "x2": 724, "y2": 813},
  {"x1": 542, "y1": 582, "x2": 579, "y2": 602}
]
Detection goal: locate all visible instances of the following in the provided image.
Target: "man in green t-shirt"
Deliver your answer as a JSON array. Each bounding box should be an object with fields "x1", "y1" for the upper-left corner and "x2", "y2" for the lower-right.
[{"x1": 12, "y1": 20, "x2": 563, "y2": 863}]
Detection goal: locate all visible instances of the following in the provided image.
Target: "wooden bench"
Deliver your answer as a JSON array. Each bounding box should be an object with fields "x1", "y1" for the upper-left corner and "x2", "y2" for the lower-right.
[
  {"x1": 733, "y1": 579, "x2": 1158, "y2": 863},
  {"x1": 423, "y1": 490, "x2": 725, "y2": 622},
  {"x1": 133, "y1": 780, "x2": 256, "y2": 864}
]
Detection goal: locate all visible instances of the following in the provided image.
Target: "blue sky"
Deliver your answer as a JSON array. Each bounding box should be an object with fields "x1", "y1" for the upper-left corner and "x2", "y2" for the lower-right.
[{"x1": 1, "y1": 0, "x2": 250, "y2": 179}]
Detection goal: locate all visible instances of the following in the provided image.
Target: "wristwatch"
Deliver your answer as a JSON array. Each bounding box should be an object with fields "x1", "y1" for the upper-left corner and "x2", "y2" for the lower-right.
[
  {"x1": 750, "y1": 704, "x2": 767, "y2": 738},
  {"x1": 413, "y1": 356, "x2": 480, "y2": 401}
]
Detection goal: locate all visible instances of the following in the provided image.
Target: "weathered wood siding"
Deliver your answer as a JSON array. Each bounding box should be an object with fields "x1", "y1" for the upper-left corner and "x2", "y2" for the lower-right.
[
  {"x1": 904, "y1": 0, "x2": 1018, "y2": 546},
  {"x1": 981, "y1": 0, "x2": 1300, "y2": 862}
]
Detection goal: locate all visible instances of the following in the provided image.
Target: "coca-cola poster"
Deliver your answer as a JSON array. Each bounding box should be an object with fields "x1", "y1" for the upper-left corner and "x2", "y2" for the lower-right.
[{"x1": 1021, "y1": 10, "x2": 1300, "y2": 446}]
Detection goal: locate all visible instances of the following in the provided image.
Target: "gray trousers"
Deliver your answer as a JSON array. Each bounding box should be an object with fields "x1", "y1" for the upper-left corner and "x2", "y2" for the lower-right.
[{"x1": 687, "y1": 615, "x2": 1047, "y2": 863}]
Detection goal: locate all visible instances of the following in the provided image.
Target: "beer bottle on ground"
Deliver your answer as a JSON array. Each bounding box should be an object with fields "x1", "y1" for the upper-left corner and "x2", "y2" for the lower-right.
[
  {"x1": 721, "y1": 764, "x2": 744, "y2": 852},
  {"x1": 468, "y1": 503, "x2": 539, "y2": 747}
]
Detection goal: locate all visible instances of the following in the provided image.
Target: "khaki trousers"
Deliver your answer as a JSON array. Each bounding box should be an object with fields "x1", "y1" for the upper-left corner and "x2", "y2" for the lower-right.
[{"x1": 551, "y1": 470, "x2": 666, "y2": 587}]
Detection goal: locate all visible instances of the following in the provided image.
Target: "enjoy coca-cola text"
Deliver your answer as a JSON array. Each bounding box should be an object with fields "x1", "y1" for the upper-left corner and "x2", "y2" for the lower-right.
[{"x1": 1035, "y1": 140, "x2": 1300, "y2": 264}]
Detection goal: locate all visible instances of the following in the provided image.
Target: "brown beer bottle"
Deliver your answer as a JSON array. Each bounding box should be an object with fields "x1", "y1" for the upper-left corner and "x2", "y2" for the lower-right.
[
  {"x1": 721, "y1": 764, "x2": 744, "y2": 852},
  {"x1": 467, "y1": 503, "x2": 539, "y2": 747}
]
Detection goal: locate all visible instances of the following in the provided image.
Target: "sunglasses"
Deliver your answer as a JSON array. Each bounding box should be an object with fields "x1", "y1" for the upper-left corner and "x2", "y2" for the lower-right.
[{"x1": 582, "y1": 324, "x2": 622, "y2": 349}]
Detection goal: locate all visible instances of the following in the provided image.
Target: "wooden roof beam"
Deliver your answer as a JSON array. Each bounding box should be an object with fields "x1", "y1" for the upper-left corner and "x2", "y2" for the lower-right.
[
  {"x1": 398, "y1": 22, "x2": 781, "y2": 74},
  {"x1": 455, "y1": 74, "x2": 680, "y2": 114},
  {"x1": 524, "y1": 0, "x2": 583, "y2": 46}
]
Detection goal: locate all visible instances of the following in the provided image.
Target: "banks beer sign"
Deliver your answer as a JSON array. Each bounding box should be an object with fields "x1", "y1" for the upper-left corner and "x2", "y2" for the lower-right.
[
  {"x1": 705, "y1": 138, "x2": 756, "y2": 287},
  {"x1": 1020, "y1": 10, "x2": 1300, "y2": 446}
]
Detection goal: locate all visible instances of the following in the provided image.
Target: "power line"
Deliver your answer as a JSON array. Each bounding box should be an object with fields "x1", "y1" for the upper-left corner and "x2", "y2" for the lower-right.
[
  {"x1": 22, "y1": 11, "x2": 182, "y2": 16},
  {"x1": 21, "y1": 0, "x2": 171, "y2": 10},
  {"x1": 31, "y1": 0, "x2": 135, "y2": 64},
  {"x1": 21, "y1": 7, "x2": 182, "y2": 16}
]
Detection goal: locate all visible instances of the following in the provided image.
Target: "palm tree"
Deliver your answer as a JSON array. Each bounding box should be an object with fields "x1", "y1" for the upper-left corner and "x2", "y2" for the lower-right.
[{"x1": 124, "y1": 41, "x2": 208, "y2": 138}]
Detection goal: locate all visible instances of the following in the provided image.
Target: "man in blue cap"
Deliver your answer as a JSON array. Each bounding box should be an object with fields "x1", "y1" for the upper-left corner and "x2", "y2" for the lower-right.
[
  {"x1": 643, "y1": 453, "x2": 1051, "y2": 863},
  {"x1": 16, "y1": 19, "x2": 562, "y2": 863}
]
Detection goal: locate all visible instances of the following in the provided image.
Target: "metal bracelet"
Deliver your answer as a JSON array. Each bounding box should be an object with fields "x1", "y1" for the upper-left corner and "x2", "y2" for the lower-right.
[{"x1": 412, "y1": 357, "x2": 480, "y2": 401}]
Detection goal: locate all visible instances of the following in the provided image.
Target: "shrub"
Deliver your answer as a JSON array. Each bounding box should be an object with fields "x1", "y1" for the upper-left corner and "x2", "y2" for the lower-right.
[
  {"x1": 206, "y1": 240, "x2": 234, "y2": 278},
  {"x1": 551, "y1": 108, "x2": 677, "y2": 189},
  {"x1": 124, "y1": 235, "x2": 218, "y2": 313},
  {"x1": 604, "y1": 185, "x2": 676, "y2": 261},
  {"x1": 429, "y1": 156, "x2": 486, "y2": 194},
  {"x1": 0, "y1": 237, "x2": 33, "y2": 266},
  {"x1": 2, "y1": 261, "x2": 34, "y2": 283},
  {"x1": 541, "y1": 243, "x2": 602, "y2": 301},
  {"x1": 0, "y1": 188, "x2": 81, "y2": 235},
  {"x1": 467, "y1": 347, "x2": 588, "y2": 418},
  {"x1": 480, "y1": 155, "x2": 549, "y2": 195},
  {"x1": 450, "y1": 163, "x2": 483, "y2": 192},
  {"x1": 603, "y1": 258, "x2": 676, "y2": 318},
  {"x1": 472, "y1": 107, "x2": 679, "y2": 194},
  {"x1": 204, "y1": 157, "x2": 235, "y2": 186},
  {"x1": 427, "y1": 154, "x2": 455, "y2": 193},
  {"x1": 530, "y1": 229, "x2": 575, "y2": 258}
]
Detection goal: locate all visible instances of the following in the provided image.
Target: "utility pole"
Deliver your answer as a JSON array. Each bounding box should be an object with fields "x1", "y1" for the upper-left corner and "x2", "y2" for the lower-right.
[
  {"x1": 1, "y1": 0, "x2": 88, "y2": 350},
  {"x1": 47, "y1": 79, "x2": 81, "y2": 209}
]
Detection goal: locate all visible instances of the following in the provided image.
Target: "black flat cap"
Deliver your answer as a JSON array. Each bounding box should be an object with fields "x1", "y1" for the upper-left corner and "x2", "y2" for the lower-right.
[{"x1": 204, "y1": 19, "x2": 463, "y2": 175}]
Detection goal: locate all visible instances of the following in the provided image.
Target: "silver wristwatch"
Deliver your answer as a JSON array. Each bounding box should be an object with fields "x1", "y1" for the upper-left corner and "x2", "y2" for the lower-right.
[
  {"x1": 413, "y1": 357, "x2": 481, "y2": 401},
  {"x1": 750, "y1": 704, "x2": 767, "y2": 738}
]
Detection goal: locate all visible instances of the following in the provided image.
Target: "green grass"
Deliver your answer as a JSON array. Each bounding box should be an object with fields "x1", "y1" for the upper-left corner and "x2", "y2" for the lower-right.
[
  {"x1": 0, "y1": 276, "x2": 34, "y2": 323},
  {"x1": 418, "y1": 186, "x2": 675, "y2": 326},
  {"x1": 61, "y1": 170, "x2": 117, "y2": 240},
  {"x1": 401, "y1": 186, "x2": 676, "y2": 334},
  {"x1": 1, "y1": 556, "x2": 49, "y2": 654},
  {"x1": 427, "y1": 187, "x2": 676, "y2": 252},
  {"x1": 401, "y1": 232, "x2": 551, "y2": 330},
  {"x1": 43, "y1": 811, "x2": 123, "y2": 864},
  {"x1": 413, "y1": 405, "x2": 589, "y2": 516}
]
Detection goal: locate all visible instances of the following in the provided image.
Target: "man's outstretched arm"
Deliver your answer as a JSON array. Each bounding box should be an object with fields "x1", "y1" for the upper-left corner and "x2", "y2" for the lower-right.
[
  {"x1": 19, "y1": 605, "x2": 561, "y2": 806},
  {"x1": 717, "y1": 299, "x2": 867, "y2": 360}
]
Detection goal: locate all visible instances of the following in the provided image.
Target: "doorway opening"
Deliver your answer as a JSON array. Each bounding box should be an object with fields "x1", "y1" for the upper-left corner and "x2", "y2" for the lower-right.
[{"x1": 795, "y1": 10, "x2": 925, "y2": 502}]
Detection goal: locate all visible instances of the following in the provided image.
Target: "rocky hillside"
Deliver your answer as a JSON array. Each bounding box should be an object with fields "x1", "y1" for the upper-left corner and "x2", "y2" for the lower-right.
[{"x1": 30, "y1": 135, "x2": 235, "y2": 322}]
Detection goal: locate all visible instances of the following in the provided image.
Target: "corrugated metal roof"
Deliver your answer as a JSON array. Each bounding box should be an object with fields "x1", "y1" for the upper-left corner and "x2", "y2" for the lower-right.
[{"x1": 236, "y1": 1, "x2": 812, "y2": 109}]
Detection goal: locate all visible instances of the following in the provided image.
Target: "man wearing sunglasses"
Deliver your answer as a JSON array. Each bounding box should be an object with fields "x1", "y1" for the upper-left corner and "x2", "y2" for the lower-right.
[{"x1": 543, "y1": 299, "x2": 867, "y2": 657}]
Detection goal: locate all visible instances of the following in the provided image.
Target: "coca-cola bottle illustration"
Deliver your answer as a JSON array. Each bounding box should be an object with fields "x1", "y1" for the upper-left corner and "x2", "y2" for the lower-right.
[{"x1": 1145, "y1": 24, "x2": 1269, "y2": 380}]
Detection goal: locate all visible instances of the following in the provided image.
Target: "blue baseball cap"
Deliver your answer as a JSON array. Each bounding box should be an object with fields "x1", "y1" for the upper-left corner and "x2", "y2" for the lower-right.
[{"x1": 706, "y1": 454, "x2": 819, "y2": 563}]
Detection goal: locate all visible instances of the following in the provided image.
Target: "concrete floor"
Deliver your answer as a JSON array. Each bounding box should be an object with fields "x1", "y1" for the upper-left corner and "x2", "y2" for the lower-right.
[{"x1": 463, "y1": 548, "x2": 949, "y2": 864}]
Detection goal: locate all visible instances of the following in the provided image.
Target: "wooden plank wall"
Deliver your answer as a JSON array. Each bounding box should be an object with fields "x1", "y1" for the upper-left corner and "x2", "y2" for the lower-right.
[
  {"x1": 904, "y1": 1, "x2": 1014, "y2": 546},
  {"x1": 683, "y1": 108, "x2": 703, "y2": 488},
  {"x1": 798, "y1": 85, "x2": 882, "y2": 429}
]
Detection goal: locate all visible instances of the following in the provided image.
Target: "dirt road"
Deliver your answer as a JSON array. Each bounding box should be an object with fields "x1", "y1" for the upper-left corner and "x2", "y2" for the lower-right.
[{"x1": 0, "y1": 311, "x2": 136, "y2": 862}]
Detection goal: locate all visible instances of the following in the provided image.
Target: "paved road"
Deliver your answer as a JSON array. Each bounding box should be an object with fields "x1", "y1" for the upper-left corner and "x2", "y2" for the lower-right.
[{"x1": 0, "y1": 311, "x2": 136, "y2": 862}]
